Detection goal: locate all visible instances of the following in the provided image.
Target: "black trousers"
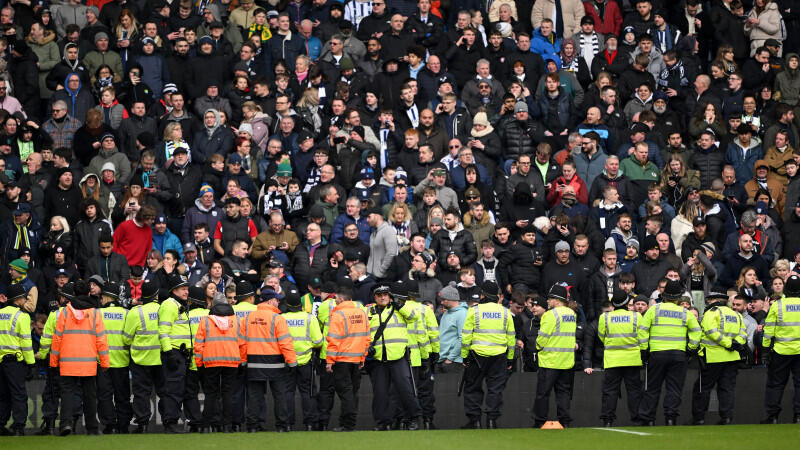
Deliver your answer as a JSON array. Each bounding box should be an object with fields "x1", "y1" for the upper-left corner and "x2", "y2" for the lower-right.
[
  {"x1": 60, "y1": 375, "x2": 98, "y2": 432},
  {"x1": 637, "y1": 350, "x2": 687, "y2": 421},
  {"x1": 184, "y1": 369, "x2": 202, "y2": 425},
  {"x1": 285, "y1": 363, "x2": 317, "y2": 426},
  {"x1": 201, "y1": 367, "x2": 236, "y2": 427},
  {"x1": 463, "y1": 354, "x2": 507, "y2": 421},
  {"x1": 691, "y1": 360, "x2": 738, "y2": 421},
  {"x1": 316, "y1": 357, "x2": 335, "y2": 426},
  {"x1": 231, "y1": 366, "x2": 247, "y2": 426},
  {"x1": 764, "y1": 353, "x2": 800, "y2": 417},
  {"x1": 600, "y1": 366, "x2": 643, "y2": 422},
  {"x1": 246, "y1": 370, "x2": 289, "y2": 430},
  {"x1": 0, "y1": 359, "x2": 28, "y2": 430},
  {"x1": 416, "y1": 360, "x2": 436, "y2": 418},
  {"x1": 41, "y1": 366, "x2": 62, "y2": 421},
  {"x1": 161, "y1": 351, "x2": 190, "y2": 425},
  {"x1": 97, "y1": 366, "x2": 132, "y2": 428},
  {"x1": 532, "y1": 367, "x2": 574, "y2": 425},
  {"x1": 371, "y1": 358, "x2": 420, "y2": 426},
  {"x1": 130, "y1": 362, "x2": 164, "y2": 425},
  {"x1": 332, "y1": 362, "x2": 361, "y2": 429}
]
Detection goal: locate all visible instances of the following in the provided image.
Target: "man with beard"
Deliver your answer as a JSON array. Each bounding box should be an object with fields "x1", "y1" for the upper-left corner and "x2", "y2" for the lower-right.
[
  {"x1": 591, "y1": 33, "x2": 627, "y2": 79},
  {"x1": 589, "y1": 155, "x2": 633, "y2": 210},
  {"x1": 406, "y1": 251, "x2": 442, "y2": 305},
  {"x1": 417, "y1": 108, "x2": 448, "y2": 160},
  {"x1": 430, "y1": 208, "x2": 478, "y2": 267},
  {"x1": 43, "y1": 168, "x2": 82, "y2": 227},
  {"x1": 541, "y1": 240, "x2": 592, "y2": 319},
  {"x1": 387, "y1": 232, "x2": 427, "y2": 282}
]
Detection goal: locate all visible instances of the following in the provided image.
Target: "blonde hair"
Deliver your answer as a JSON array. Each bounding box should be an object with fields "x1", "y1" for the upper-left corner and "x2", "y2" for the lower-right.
[{"x1": 50, "y1": 215, "x2": 70, "y2": 233}]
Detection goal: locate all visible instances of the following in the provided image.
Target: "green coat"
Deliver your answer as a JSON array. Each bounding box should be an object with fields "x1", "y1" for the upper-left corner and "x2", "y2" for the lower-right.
[
  {"x1": 619, "y1": 156, "x2": 660, "y2": 182},
  {"x1": 27, "y1": 31, "x2": 60, "y2": 99}
]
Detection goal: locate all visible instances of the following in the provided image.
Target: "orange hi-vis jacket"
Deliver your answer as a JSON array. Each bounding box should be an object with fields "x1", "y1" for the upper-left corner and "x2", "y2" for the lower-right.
[
  {"x1": 240, "y1": 303, "x2": 297, "y2": 376},
  {"x1": 195, "y1": 313, "x2": 246, "y2": 368},
  {"x1": 326, "y1": 300, "x2": 371, "y2": 364},
  {"x1": 51, "y1": 304, "x2": 110, "y2": 376}
]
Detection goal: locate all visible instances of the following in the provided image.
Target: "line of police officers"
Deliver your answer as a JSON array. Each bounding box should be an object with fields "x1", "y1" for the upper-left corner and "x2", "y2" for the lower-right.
[{"x1": 2, "y1": 272, "x2": 800, "y2": 435}]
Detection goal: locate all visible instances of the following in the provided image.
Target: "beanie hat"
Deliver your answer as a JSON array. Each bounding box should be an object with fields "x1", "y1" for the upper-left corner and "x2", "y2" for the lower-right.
[
  {"x1": 438, "y1": 281, "x2": 460, "y2": 302},
  {"x1": 198, "y1": 183, "x2": 214, "y2": 198},
  {"x1": 238, "y1": 123, "x2": 254, "y2": 136},
  {"x1": 9, "y1": 258, "x2": 28, "y2": 275},
  {"x1": 277, "y1": 159, "x2": 292, "y2": 177},
  {"x1": 101, "y1": 162, "x2": 116, "y2": 174},
  {"x1": 419, "y1": 251, "x2": 434, "y2": 266}
]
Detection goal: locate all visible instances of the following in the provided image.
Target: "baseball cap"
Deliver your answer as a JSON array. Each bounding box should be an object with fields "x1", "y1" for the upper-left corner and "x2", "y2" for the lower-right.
[
  {"x1": 183, "y1": 242, "x2": 197, "y2": 253},
  {"x1": 155, "y1": 215, "x2": 167, "y2": 224}
]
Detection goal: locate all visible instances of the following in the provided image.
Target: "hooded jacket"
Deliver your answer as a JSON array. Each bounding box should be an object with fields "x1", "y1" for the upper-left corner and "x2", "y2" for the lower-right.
[
  {"x1": 192, "y1": 109, "x2": 234, "y2": 164},
  {"x1": 775, "y1": 53, "x2": 800, "y2": 106},
  {"x1": 50, "y1": 72, "x2": 95, "y2": 121}
]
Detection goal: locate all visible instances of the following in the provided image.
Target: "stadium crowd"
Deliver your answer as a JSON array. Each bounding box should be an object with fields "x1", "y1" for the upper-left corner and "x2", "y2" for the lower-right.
[{"x1": 0, "y1": 0, "x2": 800, "y2": 436}]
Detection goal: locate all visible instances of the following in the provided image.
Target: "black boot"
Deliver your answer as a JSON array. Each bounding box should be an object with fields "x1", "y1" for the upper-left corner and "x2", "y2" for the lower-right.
[
  {"x1": 406, "y1": 419, "x2": 419, "y2": 431},
  {"x1": 0, "y1": 426, "x2": 12, "y2": 436},
  {"x1": 13, "y1": 428, "x2": 24, "y2": 436},
  {"x1": 486, "y1": 419, "x2": 498, "y2": 429},
  {"x1": 691, "y1": 419, "x2": 705, "y2": 425},
  {"x1": 118, "y1": 425, "x2": 129, "y2": 434},
  {"x1": 133, "y1": 424, "x2": 148, "y2": 434},
  {"x1": 163, "y1": 423, "x2": 184, "y2": 434},
  {"x1": 38, "y1": 419, "x2": 55, "y2": 436},
  {"x1": 602, "y1": 421, "x2": 613, "y2": 427},
  {"x1": 761, "y1": 416, "x2": 778, "y2": 424},
  {"x1": 423, "y1": 417, "x2": 435, "y2": 430},
  {"x1": 717, "y1": 417, "x2": 732, "y2": 425},
  {"x1": 59, "y1": 424, "x2": 73, "y2": 436},
  {"x1": 304, "y1": 424, "x2": 313, "y2": 431},
  {"x1": 103, "y1": 425, "x2": 116, "y2": 434},
  {"x1": 461, "y1": 419, "x2": 481, "y2": 429},
  {"x1": 665, "y1": 418, "x2": 677, "y2": 426},
  {"x1": 794, "y1": 415, "x2": 800, "y2": 424},
  {"x1": 87, "y1": 428, "x2": 100, "y2": 436}
]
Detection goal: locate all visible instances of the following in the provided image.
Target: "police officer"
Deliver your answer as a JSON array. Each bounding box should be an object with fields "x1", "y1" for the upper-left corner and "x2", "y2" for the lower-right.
[
  {"x1": 533, "y1": 284, "x2": 577, "y2": 428},
  {"x1": 158, "y1": 274, "x2": 193, "y2": 433},
  {"x1": 596, "y1": 289, "x2": 644, "y2": 427},
  {"x1": 460, "y1": 280, "x2": 515, "y2": 429},
  {"x1": 96, "y1": 282, "x2": 134, "y2": 434},
  {"x1": 283, "y1": 287, "x2": 323, "y2": 431},
  {"x1": 761, "y1": 274, "x2": 800, "y2": 424},
  {"x1": 408, "y1": 279, "x2": 440, "y2": 429},
  {"x1": 36, "y1": 282, "x2": 75, "y2": 435},
  {"x1": 122, "y1": 282, "x2": 163, "y2": 433},
  {"x1": 0, "y1": 284, "x2": 35, "y2": 436},
  {"x1": 231, "y1": 281, "x2": 258, "y2": 431},
  {"x1": 691, "y1": 289, "x2": 747, "y2": 425},
  {"x1": 186, "y1": 286, "x2": 209, "y2": 432},
  {"x1": 637, "y1": 279, "x2": 701, "y2": 426},
  {"x1": 242, "y1": 289, "x2": 297, "y2": 432},
  {"x1": 368, "y1": 282, "x2": 421, "y2": 431}
]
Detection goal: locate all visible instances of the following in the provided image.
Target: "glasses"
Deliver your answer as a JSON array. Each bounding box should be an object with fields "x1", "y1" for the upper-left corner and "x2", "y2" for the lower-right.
[
  {"x1": 460, "y1": 152, "x2": 472, "y2": 156},
  {"x1": 449, "y1": 145, "x2": 461, "y2": 149},
  {"x1": 52, "y1": 109, "x2": 64, "y2": 113}
]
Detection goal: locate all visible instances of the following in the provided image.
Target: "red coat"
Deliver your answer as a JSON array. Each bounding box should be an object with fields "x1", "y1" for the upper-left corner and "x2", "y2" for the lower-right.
[
  {"x1": 583, "y1": 1, "x2": 623, "y2": 36},
  {"x1": 113, "y1": 219, "x2": 153, "y2": 267},
  {"x1": 546, "y1": 175, "x2": 589, "y2": 206}
]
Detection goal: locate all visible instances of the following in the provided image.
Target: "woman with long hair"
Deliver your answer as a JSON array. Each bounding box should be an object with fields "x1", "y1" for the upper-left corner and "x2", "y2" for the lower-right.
[
  {"x1": 671, "y1": 200, "x2": 700, "y2": 257},
  {"x1": 689, "y1": 102, "x2": 727, "y2": 141},
  {"x1": 196, "y1": 260, "x2": 234, "y2": 294},
  {"x1": 389, "y1": 202, "x2": 418, "y2": 248},
  {"x1": 156, "y1": 122, "x2": 191, "y2": 167},
  {"x1": 241, "y1": 101, "x2": 270, "y2": 152},
  {"x1": 144, "y1": 249, "x2": 163, "y2": 282},
  {"x1": 227, "y1": 75, "x2": 253, "y2": 124},
  {"x1": 680, "y1": 247, "x2": 717, "y2": 316},
  {"x1": 745, "y1": 0, "x2": 783, "y2": 56},
  {"x1": 736, "y1": 266, "x2": 768, "y2": 299},
  {"x1": 111, "y1": 179, "x2": 157, "y2": 226},
  {"x1": 294, "y1": 87, "x2": 322, "y2": 135},
  {"x1": 39, "y1": 215, "x2": 73, "y2": 261},
  {"x1": 712, "y1": 44, "x2": 738, "y2": 76},
  {"x1": 660, "y1": 154, "x2": 700, "y2": 207},
  {"x1": 425, "y1": 205, "x2": 445, "y2": 247},
  {"x1": 114, "y1": 9, "x2": 140, "y2": 72}
]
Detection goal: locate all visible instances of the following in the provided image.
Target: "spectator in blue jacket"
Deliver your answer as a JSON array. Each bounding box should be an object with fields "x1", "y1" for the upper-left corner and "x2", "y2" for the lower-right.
[
  {"x1": 531, "y1": 19, "x2": 562, "y2": 69},
  {"x1": 152, "y1": 214, "x2": 183, "y2": 260},
  {"x1": 330, "y1": 196, "x2": 372, "y2": 244},
  {"x1": 298, "y1": 20, "x2": 322, "y2": 62},
  {"x1": 725, "y1": 123, "x2": 763, "y2": 184},
  {"x1": 436, "y1": 282, "x2": 468, "y2": 367}
]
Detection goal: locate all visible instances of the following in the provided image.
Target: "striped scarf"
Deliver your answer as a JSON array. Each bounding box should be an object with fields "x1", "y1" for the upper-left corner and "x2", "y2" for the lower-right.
[
  {"x1": 577, "y1": 32, "x2": 599, "y2": 57},
  {"x1": 14, "y1": 223, "x2": 30, "y2": 250}
]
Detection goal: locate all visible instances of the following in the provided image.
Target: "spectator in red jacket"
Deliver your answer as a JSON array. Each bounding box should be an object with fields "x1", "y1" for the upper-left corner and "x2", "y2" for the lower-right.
[{"x1": 112, "y1": 205, "x2": 156, "y2": 267}]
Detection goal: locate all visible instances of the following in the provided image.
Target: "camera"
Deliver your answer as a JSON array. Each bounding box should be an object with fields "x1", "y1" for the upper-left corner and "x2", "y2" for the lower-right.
[{"x1": 333, "y1": 136, "x2": 346, "y2": 144}]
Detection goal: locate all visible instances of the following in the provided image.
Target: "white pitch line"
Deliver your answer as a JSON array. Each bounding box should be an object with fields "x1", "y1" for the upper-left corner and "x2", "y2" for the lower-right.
[{"x1": 591, "y1": 427, "x2": 653, "y2": 436}]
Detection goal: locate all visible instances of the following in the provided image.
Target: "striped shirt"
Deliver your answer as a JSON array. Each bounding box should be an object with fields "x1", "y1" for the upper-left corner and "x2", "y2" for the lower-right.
[{"x1": 345, "y1": 0, "x2": 373, "y2": 28}]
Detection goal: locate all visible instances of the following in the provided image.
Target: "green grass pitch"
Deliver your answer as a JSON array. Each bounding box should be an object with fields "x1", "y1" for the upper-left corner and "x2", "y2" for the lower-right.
[{"x1": 6, "y1": 425, "x2": 800, "y2": 449}]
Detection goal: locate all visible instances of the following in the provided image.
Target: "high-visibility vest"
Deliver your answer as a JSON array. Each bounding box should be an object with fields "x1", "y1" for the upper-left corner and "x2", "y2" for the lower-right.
[
  {"x1": 123, "y1": 302, "x2": 162, "y2": 366},
  {"x1": 51, "y1": 305, "x2": 109, "y2": 376},
  {"x1": 240, "y1": 303, "x2": 297, "y2": 373},
  {"x1": 326, "y1": 301, "x2": 371, "y2": 364},
  {"x1": 369, "y1": 302, "x2": 416, "y2": 362},
  {"x1": 37, "y1": 307, "x2": 65, "y2": 361},
  {"x1": 100, "y1": 303, "x2": 130, "y2": 368},
  {"x1": 0, "y1": 305, "x2": 34, "y2": 364},
  {"x1": 234, "y1": 302, "x2": 258, "y2": 322},
  {"x1": 318, "y1": 298, "x2": 336, "y2": 359},
  {"x1": 640, "y1": 302, "x2": 701, "y2": 352},
  {"x1": 282, "y1": 310, "x2": 323, "y2": 366},
  {"x1": 422, "y1": 303, "x2": 440, "y2": 354},
  {"x1": 405, "y1": 300, "x2": 431, "y2": 366},
  {"x1": 762, "y1": 297, "x2": 800, "y2": 355},
  {"x1": 195, "y1": 314, "x2": 244, "y2": 368},
  {"x1": 701, "y1": 305, "x2": 747, "y2": 363},
  {"x1": 537, "y1": 305, "x2": 577, "y2": 369},
  {"x1": 158, "y1": 297, "x2": 192, "y2": 352},
  {"x1": 188, "y1": 307, "x2": 210, "y2": 371},
  {"x1": 598, "y1": 309, "x2": 643, "y2": 368},
  {"x1": 461, "y1": 302, "x2": 515, "y2": 360}
]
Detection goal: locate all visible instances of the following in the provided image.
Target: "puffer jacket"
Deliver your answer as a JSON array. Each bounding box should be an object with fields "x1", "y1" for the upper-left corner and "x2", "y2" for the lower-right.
[
  {"x1": 73, "y1": 199, "x2": 114, "y2": 269},
  {"x1": 181, "y1": 198, "x2": 224, "y2": 243},
  {"x1": 27, "y1": 30, "x2": 60, "y2": 99},
  {"x1": 292, "y1": 238, "x2": 330, "y2": 293},
  {"x1": 87, "y1": 147, "x2": 132, "y2": 184},
  {"x1": 429, "y1": 223, "x2": 478, "y2": 267},
  {"x1": 725, "y1": 136, "x2": 763, "y2": 183},
  {"x1": 501, "y1": 118, "x2": 545, "y2": 161},
  {"x1": 745, "y1": 2, "x2": 783, "y2": 55},
  {"x1": 689, "y1": 144, "x2": 726, "y2": 190},
  {"x1": 508, "y1": 239, "x2": 541, "y2": 289}
]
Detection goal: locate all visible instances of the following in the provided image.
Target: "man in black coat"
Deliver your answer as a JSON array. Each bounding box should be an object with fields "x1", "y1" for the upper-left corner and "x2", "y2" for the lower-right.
[
  {"x1": 541, "y1": 240, "x2": 591, "y2": 318},
  {"x1": 631, "y1": 235, "x2": 673, "y2": 296},
  {"x1": 508, "y1": 225, "x2": 541, "y2": 293},
  {"x1": 429, "y1": 208, "x2": 477, "y2": 266}
]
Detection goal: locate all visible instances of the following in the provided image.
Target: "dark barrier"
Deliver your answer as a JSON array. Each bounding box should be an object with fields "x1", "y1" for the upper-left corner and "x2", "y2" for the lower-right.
[{"x1": 23, "y1": 367, "x2": 793, "y2": 430}]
